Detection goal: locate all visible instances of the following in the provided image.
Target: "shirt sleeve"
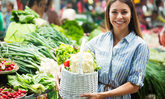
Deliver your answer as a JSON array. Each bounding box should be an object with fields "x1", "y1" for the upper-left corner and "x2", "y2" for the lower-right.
[{"x1": 127, "y1": 43, "x2": 150, "y2": 87}]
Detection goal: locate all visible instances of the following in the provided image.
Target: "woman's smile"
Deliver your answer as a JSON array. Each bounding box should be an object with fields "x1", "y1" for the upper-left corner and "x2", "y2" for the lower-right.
[{"x1": 114, "y1": 20, "x2": 126, "y2": 26}]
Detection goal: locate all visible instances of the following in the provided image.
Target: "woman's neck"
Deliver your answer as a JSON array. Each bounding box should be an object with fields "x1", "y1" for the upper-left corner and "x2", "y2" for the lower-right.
[{"x1": 113, "y1": 28, "x2": 130, "y2": 46}]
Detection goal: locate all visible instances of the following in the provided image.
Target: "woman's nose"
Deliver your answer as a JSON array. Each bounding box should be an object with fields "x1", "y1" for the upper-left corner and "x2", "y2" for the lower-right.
[{"x1": 117, "y1": 13, "x2": 123, "y2": 19}]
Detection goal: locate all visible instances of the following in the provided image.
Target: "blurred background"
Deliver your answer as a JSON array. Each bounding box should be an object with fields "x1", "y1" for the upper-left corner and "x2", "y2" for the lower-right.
[
  {"x1": 0, "y1": 0, "x2": 165, "y2": 47},
  {"x1": 0, "y1": 0, "x2": 165, "y2": 99}
]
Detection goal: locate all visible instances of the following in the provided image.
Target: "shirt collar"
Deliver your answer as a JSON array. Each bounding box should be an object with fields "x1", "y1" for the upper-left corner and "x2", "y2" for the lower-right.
[{"x1": 123, "y1": 31, "x2": 136, "y2": 43}]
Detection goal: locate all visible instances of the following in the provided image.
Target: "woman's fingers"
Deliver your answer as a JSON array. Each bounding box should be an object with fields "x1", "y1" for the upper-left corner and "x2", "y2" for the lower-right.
[
  {"x1": 56, "y1": 73, "x2": 60, "y2": 91},
  {"x1": 81, "y1": 93, "x2": 91, "y2": 97},
  {"x1": 56, "y1": 65, "x2": 63, "y2": 91}
]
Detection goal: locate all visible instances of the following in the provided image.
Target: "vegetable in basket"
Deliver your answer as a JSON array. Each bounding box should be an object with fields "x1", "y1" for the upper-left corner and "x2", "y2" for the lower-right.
[{"x1": 64, "y1": 51, "x2": 101, "y2": 73}]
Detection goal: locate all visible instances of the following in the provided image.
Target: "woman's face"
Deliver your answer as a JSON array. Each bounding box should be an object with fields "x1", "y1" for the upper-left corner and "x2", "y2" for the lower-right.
[{"x1": 109, "y1": 1, "x2": 131, "y2": 31}]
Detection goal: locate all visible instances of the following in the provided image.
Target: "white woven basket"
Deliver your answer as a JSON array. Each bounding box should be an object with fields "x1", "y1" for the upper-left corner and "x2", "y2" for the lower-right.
[{"x1": 59, "y1": 67, "x2": 98, "y2": 99}]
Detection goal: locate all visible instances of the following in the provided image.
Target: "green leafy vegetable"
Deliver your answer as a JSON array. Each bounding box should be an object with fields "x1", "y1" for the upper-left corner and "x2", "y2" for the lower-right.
[
  {"x1": 10, "y1": 6, "x2": 39, "y2": 24},
  {"x1": 0, "y1": 42, "x2": 44, "y2": 74},
  {"x1": 8, "y1": 73, "x2": 56, "y2": 94},
  {"x1": 4, "y1": 22, "x2": 36, "y2": 43},
  {"x1": 88, "y1": 27, "x2": 102, "y2": 41},
  {"x1": 138, "y1": 60, "x2": 165, "y2": 99},
  {"x1": 55, "y1": 43, "x2": 79, "y2": 65},
  {"x1": 81, "y1": 21, "x2": 98, "y2": 33},
  {"x1": 62, "y1": 20, "x2": 84, "y2": 44}
]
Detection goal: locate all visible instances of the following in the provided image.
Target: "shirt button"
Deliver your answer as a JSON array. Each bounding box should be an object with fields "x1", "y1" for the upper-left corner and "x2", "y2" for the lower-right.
[{"x1": 113, "y1": 48, "x2": 116, "y2": 56}]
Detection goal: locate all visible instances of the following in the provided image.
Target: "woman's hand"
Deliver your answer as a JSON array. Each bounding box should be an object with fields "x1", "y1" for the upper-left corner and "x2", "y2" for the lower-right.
[
  {"x1": 81, "y1": 93, "x2": 104, "y2": 99},
  {"x1": 55, "y1": 65, "x2": 63, "y2": 91}
]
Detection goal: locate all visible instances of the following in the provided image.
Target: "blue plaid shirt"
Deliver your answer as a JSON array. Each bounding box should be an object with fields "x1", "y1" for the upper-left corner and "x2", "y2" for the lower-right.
[{"x1": 85, "y1": 31, "x2": 149, "y2": 99}]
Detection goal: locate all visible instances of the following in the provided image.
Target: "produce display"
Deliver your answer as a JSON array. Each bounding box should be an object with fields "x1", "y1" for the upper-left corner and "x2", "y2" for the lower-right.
[
  {"x1": 0, "y1": 43, "x2": 44, "y2": 74},
  {"x1": 61, "y1": 20, "x2": 84, "y2": 44},
  {"x1": 81, "y1": 21, "x2": 98, "y2": 33},
  {"x1": 0, "y1": 58, "x2": 18, "y2": 71},
  {"x1": 0, "y1": 6, "x2": 164, "y2": 99},
  {"x1": 0, "y1": 58, "x2": 19, "y2": 75},
  {"x1": 38, "y1": 58, "x2": 58, "y2": 75},
  {"x1": 10, "y1": 6, "x2": 39, "y2": 24},
  {"x1": 0, "y1": 87, "x2": 27, "y2": 99},
  {"x1": 55, "y1": 43, "x2": 79, "y2": 65},
  {"x1": 138, "y1": 49, "x2": 165, "y2": 99},
  {"x1": 25, "y1": 25, "x2": 72, "y2": 52},
  {"x1": 8, "y1": 73, "x2": 56, "y2": 94}
]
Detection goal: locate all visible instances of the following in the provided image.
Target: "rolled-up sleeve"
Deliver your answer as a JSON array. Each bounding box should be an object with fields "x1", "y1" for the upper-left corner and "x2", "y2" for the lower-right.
[{"x1": 127, "y1": 43, "x2": 150, "y2": 87}]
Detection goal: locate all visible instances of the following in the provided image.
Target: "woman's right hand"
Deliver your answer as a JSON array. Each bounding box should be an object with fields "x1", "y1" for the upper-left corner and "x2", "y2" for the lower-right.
[{"x1": 56, "y1": 65, "x2": 63, "y2": 91}]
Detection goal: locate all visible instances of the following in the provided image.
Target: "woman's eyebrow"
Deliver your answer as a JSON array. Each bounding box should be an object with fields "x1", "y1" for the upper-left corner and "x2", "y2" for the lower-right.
[{"x1": 111, "y1": 9, "x2": 128, "y2": 11}]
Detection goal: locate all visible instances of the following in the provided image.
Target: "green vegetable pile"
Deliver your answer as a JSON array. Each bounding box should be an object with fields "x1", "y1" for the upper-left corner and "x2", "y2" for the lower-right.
[
  {"x1": 26, "y1": 25, "x2": 72, "y2": 49},
  {"x1": 1, "y1": 25, "x2": 73, "y2": 74},
  {"x1": 4, "y1": 6, "x2": 39, "y2": 43},
  {"x1": 62, "y1": 20, "x2": 84, "y2": 44},
  {"x1": 55, "y1": 43, "x2": 79, "y2": 65},
  {"x1": 4, "y1": 22, "x2": 36, "y2": 43},
  {"x1": 88, "y1": 27, "x2": 102, "y2": 41},
  {"x1": 149, "y1": 48, "x2": 165, "y2": 66},
  {"x1": 138, "y1": 48, "x2": 165, "y2": 99},
  {"x1": 8, "y1": 73, "x2": 56, "y2": 94},
  {"x1": 81, "y1": 21, "x2": 98, "y2": 33},
  {"x1": 10, "y1": 6, "x2": 39, "y2": 24},
  {"x1": 0, "y1": 42, "x2": 44, "y2": 74}
]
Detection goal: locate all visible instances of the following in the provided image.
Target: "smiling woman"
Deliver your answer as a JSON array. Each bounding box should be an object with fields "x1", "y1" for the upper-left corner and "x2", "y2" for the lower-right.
[
  {"x1": 80, "y1": 0, "x2": 150, "y2": 99},
  {"x1": 55, "y1": 0, "x2": 150, "y2": 99}
]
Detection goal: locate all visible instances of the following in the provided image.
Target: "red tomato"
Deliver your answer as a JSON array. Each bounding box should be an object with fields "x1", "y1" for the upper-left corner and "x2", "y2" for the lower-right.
[{"x1": 64, "y1": 60, "x2": 70, "y2": 68}]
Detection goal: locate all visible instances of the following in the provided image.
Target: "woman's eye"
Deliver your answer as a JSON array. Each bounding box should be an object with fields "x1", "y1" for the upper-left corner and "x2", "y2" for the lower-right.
[
  {"x1": 121, "y1": 11, "x2": 127, "y2": 14},
  {"x1": 111, "y1": 11, "x2": 117, "y2": 14}
]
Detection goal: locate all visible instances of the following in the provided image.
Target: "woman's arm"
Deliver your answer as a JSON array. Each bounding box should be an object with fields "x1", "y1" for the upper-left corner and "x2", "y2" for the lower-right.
[
  {"x1": 100, "y1": 82, "x2": 139, "y2": 98},
  {"x1": 81, "y1": 82, "x2": 139, "y2": 99}
]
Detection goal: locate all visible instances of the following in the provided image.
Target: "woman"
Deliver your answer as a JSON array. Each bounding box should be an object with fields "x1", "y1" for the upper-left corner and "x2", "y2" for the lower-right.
[
  {"x1": 28, "y1": 0, "x2": 48, "y2": 21},
  {"x1": 56, "y1": 0, "x2": 149, "y2": 99},
  {"x1": 81, "y1": 0, "x2": 149, "y2": 99}
]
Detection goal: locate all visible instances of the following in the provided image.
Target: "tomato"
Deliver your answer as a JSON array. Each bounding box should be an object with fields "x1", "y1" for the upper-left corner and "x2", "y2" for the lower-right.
[
  {"x1": 64, "y1": 60, "x2": 70, "y2": 68},
  {"x1": 19, "y1": 90, "x2": 27, "y2": 93},
  {"x1": 2, "y1": 95, "x2": 7, "y2": 98}
]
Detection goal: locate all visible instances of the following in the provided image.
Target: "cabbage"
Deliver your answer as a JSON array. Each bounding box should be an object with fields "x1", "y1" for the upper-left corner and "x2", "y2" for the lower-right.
[
  {"x1": 34, "y1": 18, "x2": 47, "y2": 27},
  {"x1": 10, "y1": 6, "x2": 39, "y2": 24},
  {"x1": 4, "y1": 22, "x2": 36, "y2": 43},
  {"x1": 38, "y1": 58, "x2": 58, "y2": 76},
  {"x1": 70, "y1": 52, "x2": 94, "y2": 73}
]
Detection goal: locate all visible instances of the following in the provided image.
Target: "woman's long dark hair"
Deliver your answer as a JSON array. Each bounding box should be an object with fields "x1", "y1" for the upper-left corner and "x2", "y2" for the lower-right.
[{"x1": 105, "y1": 0, "x2": 143, "y2": 38}]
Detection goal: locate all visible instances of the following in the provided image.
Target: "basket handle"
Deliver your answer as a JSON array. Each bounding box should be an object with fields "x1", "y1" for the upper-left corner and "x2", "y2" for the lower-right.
[{"x1": 78, "y1": 38, "x2": 87, "y2": 74}]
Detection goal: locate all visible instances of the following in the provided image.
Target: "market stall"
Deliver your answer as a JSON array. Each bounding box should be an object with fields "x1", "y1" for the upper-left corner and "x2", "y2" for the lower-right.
[{"x1": 0, "y1": 5, "x2": 165, "y2": 99}]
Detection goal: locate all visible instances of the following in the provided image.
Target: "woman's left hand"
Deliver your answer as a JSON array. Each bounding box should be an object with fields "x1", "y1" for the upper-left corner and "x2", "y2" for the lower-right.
[{"x1": 81, "y1": 93, "x2": 103, "y2": 99}]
